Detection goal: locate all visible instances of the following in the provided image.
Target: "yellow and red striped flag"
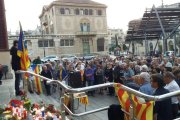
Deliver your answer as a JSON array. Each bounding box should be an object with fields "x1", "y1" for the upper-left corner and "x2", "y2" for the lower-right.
[
  {"x1": 132, "y1": 96, "x2": 154, "y2": 120},
  {"x1": 114, "y1": 83, "x2": 154, "y2": 120},
  {"x1": 115, "y1": 84, "x2": 131, "y2": 120},
  {"x1": 32, "y1": 65, "x2": 43, "y2": 94}
]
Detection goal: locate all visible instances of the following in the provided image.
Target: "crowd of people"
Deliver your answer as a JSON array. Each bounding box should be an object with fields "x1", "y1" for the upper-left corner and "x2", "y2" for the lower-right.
[
  {"x1": 32, "y1": 54, "x2": 180, "y2": 120},
  {"x1": 9, "y1": 40, "x2": 180, "y2": 120}
]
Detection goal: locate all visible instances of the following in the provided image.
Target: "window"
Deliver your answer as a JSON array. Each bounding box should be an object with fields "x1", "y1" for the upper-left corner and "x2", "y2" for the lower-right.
[
  {"x1": 80, "y1": 9, "x2": 84, "y2": 15},
  {"x1": 89, "y1": 9, "x2": 93, "y2": 15},
  {"x1": 60, "y1": 39, "x2": 74, "y2": 46},
  {"x1": 97, "y1": 10, "x2": 102, "y2": 15},
  {"x1": 38, "y1": 41, "x2": 43, "y2": 47},
  {"x1": 85, "y1": 9, "x2": 88, "y2": 15},
  {"x1": 97, "y1": 38, "x2": 104, "y2": 51},
  {"x1": 80, "y1": 23, "x2": 90, "y2": 32},
  {"x1": 49, "y1": 40, "x2": 54, "y2": 47},
  {"x1": 65, "y1": 8, "x2": 70, "y2": 15},
  {"x1": 38, "y1": 39, "x2": 54, "y2": 47},
  {"x1": 75, "y1": 8, "x2": 80, "y2": 15},
  {"x1": 60, "y1": 8, "x2": 65, "y2": 14},
  {"x1": 87, "y1": 23, "x2": 90, "y2": 32}
]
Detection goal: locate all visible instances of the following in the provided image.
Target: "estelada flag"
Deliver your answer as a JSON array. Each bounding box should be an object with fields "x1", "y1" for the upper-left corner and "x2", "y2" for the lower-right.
[
  {"x1": 17, "y1": 22, "x2": 30, "y2": 70},
  {"x1": 114, "y1": 83, "x2": 154, "y2": 120},
  {"x1": 31, "y1": 65, "x2": 43, "y2": 94}
]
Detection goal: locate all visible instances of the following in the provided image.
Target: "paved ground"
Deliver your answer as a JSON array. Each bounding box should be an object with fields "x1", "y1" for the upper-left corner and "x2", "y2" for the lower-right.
[{"x1": 0, "y1": 77, "x2": 119, "y2": 120}]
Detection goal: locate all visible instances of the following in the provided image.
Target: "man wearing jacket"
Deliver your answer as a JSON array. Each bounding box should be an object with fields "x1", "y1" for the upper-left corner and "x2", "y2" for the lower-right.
[{"x1": 10, "y1": 40, "x2": 21, "y2": 96}]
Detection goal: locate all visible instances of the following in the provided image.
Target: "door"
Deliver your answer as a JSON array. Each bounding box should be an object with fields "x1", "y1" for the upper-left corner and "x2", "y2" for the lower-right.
[{"x1": 82, "y1": 38, "x2": 90, "y2": 54}]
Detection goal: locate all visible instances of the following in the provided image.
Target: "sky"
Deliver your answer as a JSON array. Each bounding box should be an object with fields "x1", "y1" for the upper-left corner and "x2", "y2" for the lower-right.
[{"x1": 4, "y1": 0, "x2": 180, "y2": 33}]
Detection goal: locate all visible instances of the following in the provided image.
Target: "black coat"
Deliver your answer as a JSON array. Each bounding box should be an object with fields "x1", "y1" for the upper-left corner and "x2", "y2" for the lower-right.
[
  {"x1": 104, "y1": 68, "x2": 113, "y2": 82},
  {"x1": 10, "y1": 46, "x2": 20, "y2": 71},
  {"x1": 154, "y1": 87, "x2": 173, "y2": 120},
  {"x1": 40, "y1": 70, "x2": 52, "y2": 79}
]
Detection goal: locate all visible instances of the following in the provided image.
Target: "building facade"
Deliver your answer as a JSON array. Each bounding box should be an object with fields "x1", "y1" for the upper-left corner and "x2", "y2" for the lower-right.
[
  {"x1": 107, "y1": 29, "x2": 125, "y2": 45},
  {"x1": 38, "y1": 0, "x2": 108, "y2": 57}
]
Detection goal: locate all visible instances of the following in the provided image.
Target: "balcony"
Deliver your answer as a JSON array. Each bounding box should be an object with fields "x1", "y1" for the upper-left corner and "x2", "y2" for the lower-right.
[{"x1": 76, "y1": 31, "x2": 97, "y2": 36}]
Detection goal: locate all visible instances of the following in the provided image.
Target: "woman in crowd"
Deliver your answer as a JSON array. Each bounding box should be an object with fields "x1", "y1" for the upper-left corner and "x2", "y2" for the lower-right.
[
  {"x1": 95, "y1": 64, "x2": 104, "y2": 94},
  {"x1": 56, "y1": 64, "x2": 67, "y2": 81},
  {"x1": 104, "y1": 63, "x2": 114, "y2": 96},
  {"x1": 85, "y1": 64, "x2": 95, "y2": 96},
  {"x1": 151, "y1": 73, "x2": 172, "y2": 120},
  {"x1": 40, "y1": 65, "x2": 52, "y2": 96}
]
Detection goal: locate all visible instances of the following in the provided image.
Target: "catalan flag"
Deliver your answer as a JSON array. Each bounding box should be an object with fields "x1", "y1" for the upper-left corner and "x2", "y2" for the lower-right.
[
  {"x1": 114, "y1": 83, "x2": 154, "y2": 120},
  {"x1": 115, "y1": 83, "x2": 131, "y2": 120},
  {"x1": 17, "y1": 22, "x2": 30, "y2": 70},
  {"x1": 132, "y1": 96, "x2": 154, "y2": 120},
  {"x1": 31, "y1": 65, "x2": 43, "y2": 94}
]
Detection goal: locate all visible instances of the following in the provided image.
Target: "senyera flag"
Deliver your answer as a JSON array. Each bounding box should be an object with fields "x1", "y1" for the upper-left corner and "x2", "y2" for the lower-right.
[
  {"x1": 114, "y1": 83, "x2": 154, "y2": 120},
  {"x1": 31, "y1": 65, "x2": 43, "y2": 94},
  {"x1": 17, "y1": 22, "x2": 30, "y2": 71}
]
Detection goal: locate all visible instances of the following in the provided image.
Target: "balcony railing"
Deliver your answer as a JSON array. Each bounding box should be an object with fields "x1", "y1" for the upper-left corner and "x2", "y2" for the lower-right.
[{"x1": 76, "y1": 31, "x2": 97, "y2": 36}]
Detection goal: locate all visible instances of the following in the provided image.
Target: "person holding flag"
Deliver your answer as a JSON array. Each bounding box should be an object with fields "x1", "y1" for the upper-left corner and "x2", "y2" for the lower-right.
[
  {"x1": 10, "y1": 22, "x2": 30, "y2": 96},
  {"x1": 10, "y1": 40, "x2": 21, "y2": 96}
]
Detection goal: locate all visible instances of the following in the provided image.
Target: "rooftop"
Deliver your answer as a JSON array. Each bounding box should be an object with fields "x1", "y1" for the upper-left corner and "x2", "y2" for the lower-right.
[{"x1": 126, "y1": 6, "x2": 180, "y2": 41}]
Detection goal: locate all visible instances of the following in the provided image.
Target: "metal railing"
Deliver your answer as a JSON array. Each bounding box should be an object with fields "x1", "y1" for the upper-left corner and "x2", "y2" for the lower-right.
[{"x1": 18, "y1": 70, "x2": 180, "y2": 120}]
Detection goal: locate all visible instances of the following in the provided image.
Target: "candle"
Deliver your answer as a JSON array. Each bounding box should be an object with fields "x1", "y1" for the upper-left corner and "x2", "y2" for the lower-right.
[{"x1": 23, "y1": 110, "x2": 27, "y2": 119}]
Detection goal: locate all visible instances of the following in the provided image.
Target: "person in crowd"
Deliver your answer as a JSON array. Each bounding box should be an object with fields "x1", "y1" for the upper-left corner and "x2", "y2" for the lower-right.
[
  {"x1": 165, "y1": 61, "x2": 173, "y2": 72},
  {"x1": 141, "y1": 64, "x2": 149, "y2": 72},
  {"x1": 85, "y1": 64, "x2": 95, "y2": 96},
  {"x1": 40, "y1": 65, "x2": 52, "y2": 95},
  {"x1": 113, "y1": 62, "x2": 121, "y2": 83},
  {"x1": 138, "y1": 72, "x2": 154, "y2": 95},
  {"x1": 123, "y1": 63, "x2": 134, "y2": 84},
  {"x1": 159, "y1": 64, "x2": 165, "y2": 75},
  {"x1": 173, "y1": 70, "x2": 180, "y2": 87},
  {"x1": 10, "y1": 40, "x2": 21, "y2": 96},
  {"x1": 163, "y1": 72, "x2": 179, "y2": 119},
  {"x1": 95, "y1": 64, "x2": 104, "y2": 94},
  {"x1": 33, "y1": 56, "x2": 42, "y2": 64},
  {"x1": 151, "y1": 73, "x2": 172, "y2": 120},
  {"x1": 108, "y1": 104, "x2": 124, "y2": 120},
  {"x1": 134, "y1": 65, "x2": 141, "y2": 75},
  {"x1": 104, "y1": 63, "x2": 114, "y2": 96},
  {"x1": 56, "y1": 64, "x2": 67, "y2": 81},
  {"x1": 0, "y1": 64, "x2": 3, "y2": 85}
]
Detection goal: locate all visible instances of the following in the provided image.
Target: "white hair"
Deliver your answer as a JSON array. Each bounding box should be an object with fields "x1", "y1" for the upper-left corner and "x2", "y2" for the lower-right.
[{"x1": 140, "y1": 72, "x2": 150, "y2": 82}]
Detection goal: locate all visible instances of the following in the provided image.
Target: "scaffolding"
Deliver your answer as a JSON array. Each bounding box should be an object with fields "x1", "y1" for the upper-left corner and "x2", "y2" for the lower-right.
[{"x1": 126, "y1": 5, "x2": 180, "y2": 55}]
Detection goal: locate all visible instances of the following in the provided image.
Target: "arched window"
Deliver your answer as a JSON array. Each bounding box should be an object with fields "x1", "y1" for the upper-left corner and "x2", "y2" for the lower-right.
[
  {"x1": 85, "y1": 9, "x2": 88, "y2": 15},
  {"x1": 89, "y1": 9, "x2": 93, "y2": 15},
  {"x1": 60, "y1": 8, "x2": 65, "y2": 14},
  {"x1": 75, "y1": 8, "x2": 79, "y2": 15},
  {"x1": 65, "y1": 8, "x2": 70, "y2": 15},
  {"x1": 80, "y1": 9, "x2": 84, "y2": 15},
  {"x1": 168, "y1": 40, "x2": 174, "y2": 51},
  {"x1": 80, "y1": 19, "x2": 90, "y2": 32}
]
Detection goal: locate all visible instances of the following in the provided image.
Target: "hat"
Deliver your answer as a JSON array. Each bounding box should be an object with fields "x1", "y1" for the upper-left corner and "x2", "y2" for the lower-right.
[{"x1": 165, "y1": 62, "x2": 172, "y2": 68}]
